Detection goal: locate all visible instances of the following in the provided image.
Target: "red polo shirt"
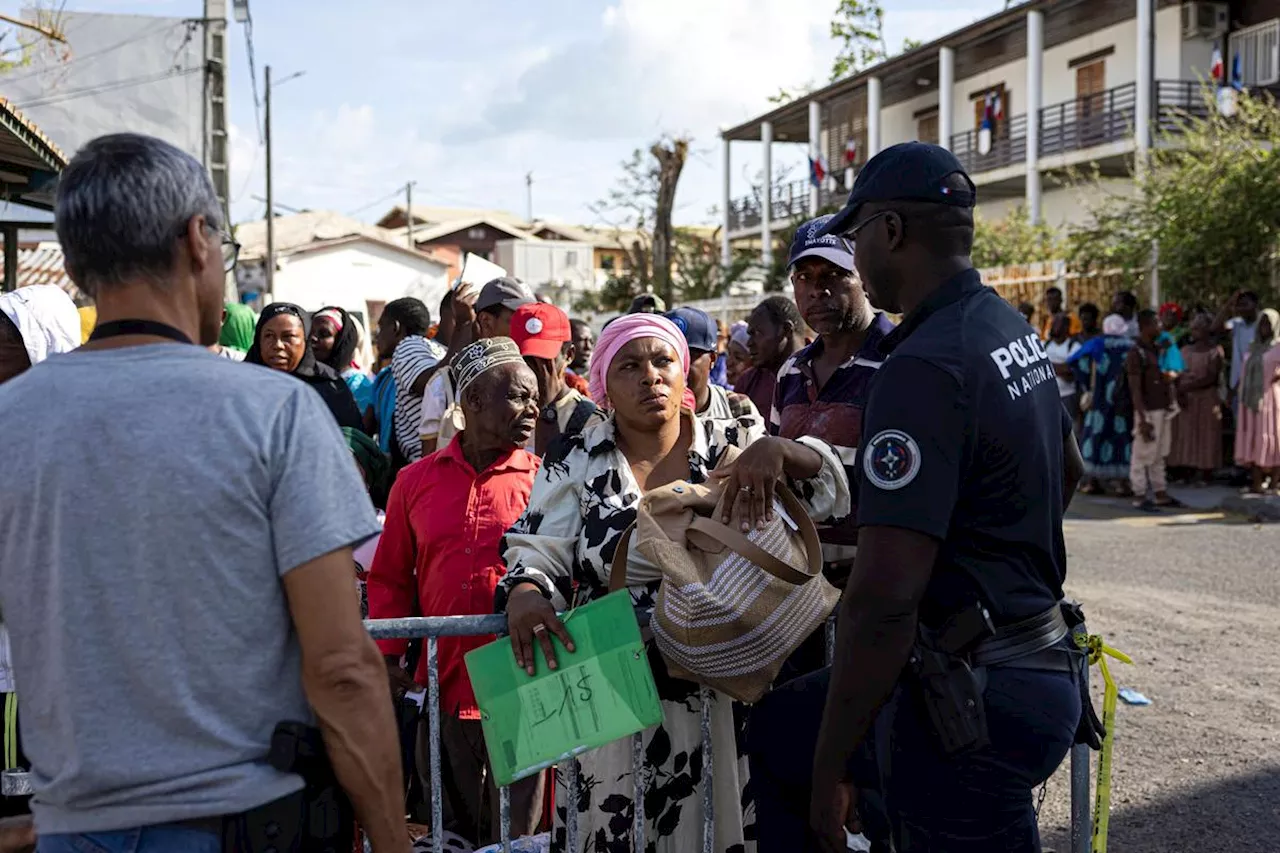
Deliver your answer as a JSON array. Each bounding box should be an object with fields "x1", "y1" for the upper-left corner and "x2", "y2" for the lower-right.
[{"x1": 368, "y1": 436, "x2": 540, "y2": 719}]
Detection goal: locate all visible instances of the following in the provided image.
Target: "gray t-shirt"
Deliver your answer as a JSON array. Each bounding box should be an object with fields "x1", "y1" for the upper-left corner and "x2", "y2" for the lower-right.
[{"x1": 0, "y1": 344, "x2": 380, "y2": 834}]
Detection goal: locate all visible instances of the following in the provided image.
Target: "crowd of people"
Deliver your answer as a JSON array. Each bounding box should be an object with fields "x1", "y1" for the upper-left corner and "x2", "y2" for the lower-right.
[
  {"x1": 1040, "y1": 286, "x2": 1280, "y2": 505},
  {"x1": 0, "y1": 131, "x2": 1240, "y2": 853}
]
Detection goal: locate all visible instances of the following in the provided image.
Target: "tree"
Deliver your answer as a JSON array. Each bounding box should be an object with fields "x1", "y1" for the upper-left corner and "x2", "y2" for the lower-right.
[
  {"x1": 1066, "y1": 89, "x2": 1280, "y2": 307},
  {"x1": 972, "y1": 206, "x2": 1060, "y2": 267},
  {"x1": 672, "y1": 228, "x2": 754, "y2": 302},
  {"x1": 589, "y1": 147, "x2": 657, "y2": 293},
  {"x1": 583, "y1": 137, "x2": 696, "y2": 313},
  {"x1": 830, "y1": 0, "x2": 887, "y2": 81},
  {"x1": 650, "y1": 137, "x2": 689, "y2": 305}
]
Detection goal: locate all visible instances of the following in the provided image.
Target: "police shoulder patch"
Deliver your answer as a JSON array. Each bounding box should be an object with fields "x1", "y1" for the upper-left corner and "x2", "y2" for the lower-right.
[{"x1": 862, "y1": 429, "x2": 921, "y2": 491}]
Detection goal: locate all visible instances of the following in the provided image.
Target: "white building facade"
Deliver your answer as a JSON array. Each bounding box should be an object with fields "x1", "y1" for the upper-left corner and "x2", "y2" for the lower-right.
[
  {"x1": 236, "y1": 237, "x2": 450, "y2": 330},
  {"x1": 721, "y1": 0, "x2": 1280, "y2": 261}
]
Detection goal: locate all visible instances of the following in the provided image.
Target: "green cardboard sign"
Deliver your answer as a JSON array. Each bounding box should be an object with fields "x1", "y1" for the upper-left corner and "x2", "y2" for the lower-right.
[{"x1": 464, "y1": 590, "x2": 664, "y2": 787}]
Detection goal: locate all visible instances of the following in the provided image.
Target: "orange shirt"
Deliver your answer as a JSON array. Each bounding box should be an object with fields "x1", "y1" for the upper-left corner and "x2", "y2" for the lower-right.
[
  {"x1": 1040, "y1": 312, "x2": 1082, "y2": 340},
  {"x1": 369, "y1": 436, "x2": 540, "y2": 718}
]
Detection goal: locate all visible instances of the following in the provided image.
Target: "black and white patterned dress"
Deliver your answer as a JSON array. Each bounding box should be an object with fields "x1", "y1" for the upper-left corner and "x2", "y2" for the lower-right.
[{"x1": 498, "y1": 411, "x2": 849, "y2": 853}]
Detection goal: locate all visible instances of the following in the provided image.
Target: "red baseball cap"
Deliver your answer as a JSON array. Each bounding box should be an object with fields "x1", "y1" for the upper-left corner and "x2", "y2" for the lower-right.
[{"x1": 511, "y1": 302, "x2": 571, "y2": 360}]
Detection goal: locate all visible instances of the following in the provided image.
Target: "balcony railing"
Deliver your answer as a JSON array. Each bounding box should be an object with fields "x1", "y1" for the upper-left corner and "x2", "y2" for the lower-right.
[
  {"x1": 727, "y1": 78, "x2": 1279, "y2": 236},
  {"x1": 1040, "y1": 82, "x2": 1137, "y2": 157},
  {"x1": 950, "y1": 113, "x2": 1029, "y2": 175},
  {"x1": 727, "y1": 178, "x2": 845, "y2": 235}
]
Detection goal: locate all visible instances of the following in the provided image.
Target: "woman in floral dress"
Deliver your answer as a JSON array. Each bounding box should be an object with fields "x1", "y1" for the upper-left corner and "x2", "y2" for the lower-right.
[{"x1": 497, "y1": 314, "x2": 849, "y2": 853}]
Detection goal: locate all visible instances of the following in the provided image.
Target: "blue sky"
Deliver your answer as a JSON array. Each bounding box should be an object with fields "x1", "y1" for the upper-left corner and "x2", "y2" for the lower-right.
[{"x1": 19, "y1": 0, "x2": 1008, "y2": 227}]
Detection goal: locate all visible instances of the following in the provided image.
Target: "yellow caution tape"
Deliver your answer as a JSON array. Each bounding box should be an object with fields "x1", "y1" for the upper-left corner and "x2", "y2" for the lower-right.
[{"x1": 1075, "y1": 633, "x2": 1133, "y2": 853}]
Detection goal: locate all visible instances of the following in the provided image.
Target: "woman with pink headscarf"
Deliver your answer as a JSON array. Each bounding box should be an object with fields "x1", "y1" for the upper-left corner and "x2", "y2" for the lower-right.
[{"x1": 498, "y1": 313, "x2": 851, "y2": 852}]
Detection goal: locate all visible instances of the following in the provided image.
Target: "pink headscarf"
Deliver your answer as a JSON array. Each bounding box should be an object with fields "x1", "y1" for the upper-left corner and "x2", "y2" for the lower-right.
[{"x1": 588, "y1": 313, "x2": 697, "y2": 412}]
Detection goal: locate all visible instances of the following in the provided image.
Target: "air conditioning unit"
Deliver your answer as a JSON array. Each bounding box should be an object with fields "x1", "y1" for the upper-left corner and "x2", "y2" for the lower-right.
[{"x1": 1182, "y1": 2, "x2": 1229, "y2": 40}]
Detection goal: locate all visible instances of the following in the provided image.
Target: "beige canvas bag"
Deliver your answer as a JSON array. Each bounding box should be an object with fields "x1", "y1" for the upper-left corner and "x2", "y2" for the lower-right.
[{"x1": 609, "y1": 449, "x2": 839, "y2": 703}]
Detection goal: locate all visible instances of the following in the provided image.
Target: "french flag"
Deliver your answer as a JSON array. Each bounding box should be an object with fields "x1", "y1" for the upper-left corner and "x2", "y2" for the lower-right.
[
  {"x1": 809, "y1": 154, "x2": 828, "y2": 188},
  {"x1": 1210, "y1": 47, "x2": 1224, "y2": 83}
]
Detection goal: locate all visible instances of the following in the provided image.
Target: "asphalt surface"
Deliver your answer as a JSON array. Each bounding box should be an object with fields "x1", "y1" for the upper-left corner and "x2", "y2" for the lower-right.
[{"x1": 1036, "y1": 496, "x2": 1280, "y2": 852}]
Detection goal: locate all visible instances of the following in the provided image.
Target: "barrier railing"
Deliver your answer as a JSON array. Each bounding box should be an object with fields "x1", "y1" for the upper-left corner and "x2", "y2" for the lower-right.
[{"x1": 0, "y1": 612, "x2": 1093, "y2": 853}]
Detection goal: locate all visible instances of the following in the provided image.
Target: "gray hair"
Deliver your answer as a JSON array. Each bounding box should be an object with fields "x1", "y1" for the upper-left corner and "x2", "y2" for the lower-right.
[{"x1": 55, "y1": 133, "x2": 223, "y2": 296}]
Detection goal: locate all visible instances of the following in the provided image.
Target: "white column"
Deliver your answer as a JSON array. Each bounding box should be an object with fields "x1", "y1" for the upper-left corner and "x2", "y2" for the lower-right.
[
  {"x1": 1136, "y1": 0, "x2": 1157, "y2": 305},
  {"x1": 761, "y1": 120, "x2": 773, "y2": 266},
  {"x1": 721, "y1": 134, "x2": 731, "y2": 267},
  {"x1": 938, "y1": 46, "x2": 955, "y2": 149},
  {"x1": 808, "y1": 101, "x2": 821, "y2": 215},
  {"x1": 1026, "y1": 10, "x2": 1044, "y2": 224},
  {"x1": 1135, "y1": 0, "x2": 1154, "y2": 161},
  {"x1": 866, "y1": 76, "x2": 882, "y2": 157}
]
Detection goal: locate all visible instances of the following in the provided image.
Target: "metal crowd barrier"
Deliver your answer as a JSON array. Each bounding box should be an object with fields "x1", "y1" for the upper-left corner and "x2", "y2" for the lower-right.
[{"x1": 0, "y1": 612, "x2": 1093, "y2": 853}]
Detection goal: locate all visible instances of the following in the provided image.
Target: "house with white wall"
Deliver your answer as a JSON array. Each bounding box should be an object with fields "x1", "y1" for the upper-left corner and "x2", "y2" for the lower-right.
[
  {"x1": 234, "y1": 210, "x2": 450, "y2": 330},
  {"x1": 720, "y1": 0, "x2": 1280, "y2": 265}
]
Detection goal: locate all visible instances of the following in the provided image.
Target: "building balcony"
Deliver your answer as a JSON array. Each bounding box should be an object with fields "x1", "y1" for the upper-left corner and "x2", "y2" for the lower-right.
[
  {"x1": 726, "y1": 178, "x2": 845, "y2": 237},
  {"x1": 950, "y1": 113, "x2": 1030, "y2": 176}
]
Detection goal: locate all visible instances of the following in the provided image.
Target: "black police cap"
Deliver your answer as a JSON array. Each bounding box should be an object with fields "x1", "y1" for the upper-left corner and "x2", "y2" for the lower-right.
[{"x1": 817, "y1": 141, "x2": 977, "y2": 238}]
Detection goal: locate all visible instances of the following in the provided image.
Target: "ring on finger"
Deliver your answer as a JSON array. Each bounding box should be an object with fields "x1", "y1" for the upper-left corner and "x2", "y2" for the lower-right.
[{"x1": 531, "y1": 623, "x2": 548, "y2": 635}]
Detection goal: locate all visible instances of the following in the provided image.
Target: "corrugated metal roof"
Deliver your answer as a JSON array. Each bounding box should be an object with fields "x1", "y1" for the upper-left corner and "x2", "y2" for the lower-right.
[{"x1": 0, "y1": 244, "x2": 87, "y2": 304}]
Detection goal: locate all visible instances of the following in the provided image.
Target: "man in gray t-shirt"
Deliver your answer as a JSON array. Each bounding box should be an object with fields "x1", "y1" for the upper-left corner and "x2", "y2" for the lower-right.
[{"x1": 0, "y1": 134, "x2": 409, "y2": 853}]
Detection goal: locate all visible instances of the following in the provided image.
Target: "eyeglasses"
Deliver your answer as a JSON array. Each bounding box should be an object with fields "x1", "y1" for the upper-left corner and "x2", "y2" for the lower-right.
[
  {"x1": 220, "y1": 232, "x2": 241, "y2": 272},
  {"x1": 176, "y1": 222, "x2": 241, "y2": 272},
  {"x1": 838, "y1": 209, "x2": 892, "y2": 242}
]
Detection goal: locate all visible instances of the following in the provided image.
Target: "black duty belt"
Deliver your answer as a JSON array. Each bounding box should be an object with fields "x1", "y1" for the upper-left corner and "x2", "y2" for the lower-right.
[{"x1": 971, "y1": 604, "x2": 1070, "y2": 669}]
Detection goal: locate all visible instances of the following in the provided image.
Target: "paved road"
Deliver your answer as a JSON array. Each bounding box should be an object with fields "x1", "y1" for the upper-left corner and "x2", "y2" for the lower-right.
[{"x1": 1037, "y1": 496, "x2": 1280, "y2": 852}]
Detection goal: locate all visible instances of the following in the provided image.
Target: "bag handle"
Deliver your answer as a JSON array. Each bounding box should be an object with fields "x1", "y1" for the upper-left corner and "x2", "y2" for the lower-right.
[
  {"x1": 689, "y1": 484, "x2": 823, "y2": 585},
  {"x1": 608, "y1": 524, "x2": 635, "y2": 593},
  {"x1": 607, "y1": 484, "x2": 823, "y2": 592}
]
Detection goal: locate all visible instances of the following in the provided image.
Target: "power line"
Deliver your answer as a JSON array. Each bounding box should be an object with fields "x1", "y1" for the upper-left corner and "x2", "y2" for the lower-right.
[
  {"x1": 0, "y1": 18, "x2": 182, "y2": 86},
  {"x1": 240, "y1": 0, "x2": 263, "y2": 143},
  {"x1": 346, "y1": 186, "x2": 407, "y2": 218},
  {"x1": 14, "y1": 65, "x2": 201, "y2": 110}
]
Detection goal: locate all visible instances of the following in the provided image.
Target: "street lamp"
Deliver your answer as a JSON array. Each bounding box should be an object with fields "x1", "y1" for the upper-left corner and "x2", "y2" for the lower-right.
[{"x1": 264, "y1": 66, "x2": 305, "y2": 298}]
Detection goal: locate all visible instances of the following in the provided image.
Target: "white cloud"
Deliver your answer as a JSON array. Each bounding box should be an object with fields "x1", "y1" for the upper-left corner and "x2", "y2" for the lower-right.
[{"x1": 230, "y1": 1, "x2": 1005, "y2": 228}]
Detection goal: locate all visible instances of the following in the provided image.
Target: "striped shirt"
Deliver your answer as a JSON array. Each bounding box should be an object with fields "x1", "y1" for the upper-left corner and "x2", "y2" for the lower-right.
[
  {"x1": 391, "y1": 335, "x2": 447, "y2": 463},
  {"x1": 770, "y1": 312, "x2": 896, "y2": 561}
]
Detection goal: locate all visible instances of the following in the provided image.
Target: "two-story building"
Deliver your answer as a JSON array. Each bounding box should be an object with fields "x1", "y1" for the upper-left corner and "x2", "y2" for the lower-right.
[{"x1": 720, "y1": 0, "x2": 1280, "y2": 266}]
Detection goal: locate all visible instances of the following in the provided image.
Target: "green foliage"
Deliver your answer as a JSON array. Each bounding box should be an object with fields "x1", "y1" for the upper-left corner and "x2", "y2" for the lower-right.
[
  {"x1": 575, "y1": 275, "x2": 640, "y2": 315},
  {"x1": 972, "y1": 206, "x2": 1060, "y2": 268},
  {"x1": 672, "y1": 228, "x2": 753, "y2": 302},
  {"x1": 1066, "y1": 89, "x2": 1280, "y2": 307},
  {"x1": 830, "y1": 0, "x2": 886, "y2": 81}
]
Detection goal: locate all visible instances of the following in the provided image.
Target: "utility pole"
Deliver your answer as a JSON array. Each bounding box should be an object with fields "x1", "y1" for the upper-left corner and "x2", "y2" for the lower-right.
[
  {"x1": 203, "y1": 0, "x2": 231, "y2": 299},
  {"x1": 405, "y1": 181, "x2": 416, "y2": 249},
  {"x1": 525, "y1": 172, "x2": 533, "y2": 223},
  {"x1": 264, "y1": 63, "x2": 273, "y2": 297}
]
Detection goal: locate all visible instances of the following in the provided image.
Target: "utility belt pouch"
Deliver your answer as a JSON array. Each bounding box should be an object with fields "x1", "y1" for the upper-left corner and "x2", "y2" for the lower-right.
[
  {"x1": 222, "y1": 722, "x2": 354, "y2": 853},
  {"x1": 907, "y1": 602, "x2": 994, "y2": 756},
  {"x1": 1061, "y1": 600, "x2": 1106, "y2": 750}
]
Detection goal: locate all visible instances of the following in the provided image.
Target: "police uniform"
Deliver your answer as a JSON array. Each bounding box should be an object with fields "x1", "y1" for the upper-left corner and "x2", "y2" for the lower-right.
[{"x1": 748, "y1": 144, "x2": 1085, "y2": 853}]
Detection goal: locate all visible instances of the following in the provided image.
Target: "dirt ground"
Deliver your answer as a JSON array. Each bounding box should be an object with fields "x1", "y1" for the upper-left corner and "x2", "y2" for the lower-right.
[{"x1": 1036, "y1": 501, "x2": 1280, "y2": 852}]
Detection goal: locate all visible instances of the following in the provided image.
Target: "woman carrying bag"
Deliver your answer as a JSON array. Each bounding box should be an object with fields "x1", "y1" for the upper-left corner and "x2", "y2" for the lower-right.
[{"x1": 497, "y1": 313, "x2": 851, "y2": 853}]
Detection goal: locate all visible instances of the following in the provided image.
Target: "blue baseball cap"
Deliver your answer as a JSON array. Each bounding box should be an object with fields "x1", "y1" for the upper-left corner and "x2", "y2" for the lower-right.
[
  {"x1": 789, "y1": 214, "x2": 856, "y2": 272},
  {"x1": 665, "y1": 307, "x2": 718, "y2": 353},
  {"x1": 817, "y1": 142, "x2": 976, "y2": 238}
]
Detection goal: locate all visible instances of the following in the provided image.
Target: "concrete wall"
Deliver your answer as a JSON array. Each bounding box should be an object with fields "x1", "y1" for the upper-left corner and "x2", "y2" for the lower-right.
[
  {"x1": 976, "y1": 177, "x2": 1137, "y2": 229},
  {"x1": 493, "y1": 239, "x2": 596, "y2": 292},
  {"x1": 0, "y1": 12, "x2": 205, "y2": 161},
  {"x1": 269, "y1": 241, "x2": 450, "y2": 322},
  {"x1": 880, "y1": 88, "x2": 940, "y2": 147}
]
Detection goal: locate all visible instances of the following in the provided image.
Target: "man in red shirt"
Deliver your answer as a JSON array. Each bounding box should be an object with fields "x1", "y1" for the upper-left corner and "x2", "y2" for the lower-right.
[{"x1": 369, "y1": 337, "x2": 544, "y2": 847}]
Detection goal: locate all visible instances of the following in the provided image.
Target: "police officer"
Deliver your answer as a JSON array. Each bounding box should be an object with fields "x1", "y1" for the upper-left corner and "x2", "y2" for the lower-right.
[{"x1": 748, "y1": 142, "x2": 1088, "y2": 853}]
